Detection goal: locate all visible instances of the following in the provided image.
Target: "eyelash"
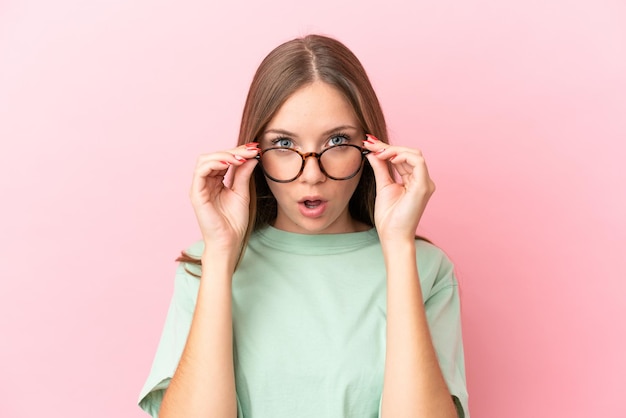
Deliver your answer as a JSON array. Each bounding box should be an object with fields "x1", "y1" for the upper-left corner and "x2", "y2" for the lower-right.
[
  {"x1": 326, "y1": 132, "x2": 351, "y2": 147},
  {"x1": 270, "y1": 132, "x2": 352, "y2": 148},
  {"x1": 271, "y1": 136, "x2": 294, "y2": 148}
]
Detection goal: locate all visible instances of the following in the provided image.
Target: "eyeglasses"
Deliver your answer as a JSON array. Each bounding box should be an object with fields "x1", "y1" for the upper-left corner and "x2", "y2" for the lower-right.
[{"x1": 256, "y1": 144, "x2": 370, "y2": 183}]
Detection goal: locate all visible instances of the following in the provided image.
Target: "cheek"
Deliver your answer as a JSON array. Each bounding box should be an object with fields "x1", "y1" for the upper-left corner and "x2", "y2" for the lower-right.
[{"x1": 340, "y1": 176, "x2": 362, "y2": 201}]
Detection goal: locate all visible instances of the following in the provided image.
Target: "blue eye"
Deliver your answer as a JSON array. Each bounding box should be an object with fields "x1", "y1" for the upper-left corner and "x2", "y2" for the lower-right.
[
  {"x1": 328, "y1": 134, "x2": 349, "y2": 147},
  {"x1": 273, "y1": 137, "x2": 294, "y2": 148}
]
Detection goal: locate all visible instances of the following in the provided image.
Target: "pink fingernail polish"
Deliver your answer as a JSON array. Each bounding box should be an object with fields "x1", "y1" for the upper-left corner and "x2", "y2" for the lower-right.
[
  {"x1": 368, "y1": 134, "x2": 380, "y2": 142},
  {"x1": 220, "y1": 160, "x2": 231, "y2": 166}
]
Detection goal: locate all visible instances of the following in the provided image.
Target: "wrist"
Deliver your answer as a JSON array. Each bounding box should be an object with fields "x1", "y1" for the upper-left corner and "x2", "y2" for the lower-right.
[
  {"x1": 379, "y1": 235, "x2": 416, "y2": 253},
  {"x1": 201, "y1": 248, "x2": 240, "y2": 277},
  {"x1": 380, "y1": 236, "x2": 416, "y2": 262}
]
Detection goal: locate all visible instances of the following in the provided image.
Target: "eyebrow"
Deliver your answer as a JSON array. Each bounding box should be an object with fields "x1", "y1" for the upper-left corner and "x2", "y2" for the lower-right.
[{"x1": 262, "y1": 125, "x2": 360, "y2": 138}]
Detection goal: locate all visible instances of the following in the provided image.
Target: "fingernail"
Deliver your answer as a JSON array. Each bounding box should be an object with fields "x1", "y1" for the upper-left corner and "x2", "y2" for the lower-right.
[
  {"x1": 245, "y1": 141, "x2": 259, "y2": 147},
  {"x1": 246, "y1": 145, "x2": 260, "y2": 151},
  {"x1": 220, "y1": 160, "x2": 231, "y2": 166},
  {"x1": 367, "y1": 134, "x2": 380, "y2": 142},
  {"x1": 234, "y1": 155, "x2": 246, "y2": 161}
]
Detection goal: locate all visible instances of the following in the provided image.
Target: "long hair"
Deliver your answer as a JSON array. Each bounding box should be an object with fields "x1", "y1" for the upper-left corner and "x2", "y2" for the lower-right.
[{"x1": 178, "y1": 34, "x2": 393, "y2": 267}]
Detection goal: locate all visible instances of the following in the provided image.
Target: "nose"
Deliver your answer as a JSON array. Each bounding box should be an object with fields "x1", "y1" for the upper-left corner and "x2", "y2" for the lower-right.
[{"x1": 299, "y1": 154, "x2": 326, "y2": 184}]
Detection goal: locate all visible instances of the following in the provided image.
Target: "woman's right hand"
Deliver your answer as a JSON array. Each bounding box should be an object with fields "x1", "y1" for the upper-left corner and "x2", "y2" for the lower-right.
[{"x1": 190, "y1": 142, "x2": 260, "y2": 259}]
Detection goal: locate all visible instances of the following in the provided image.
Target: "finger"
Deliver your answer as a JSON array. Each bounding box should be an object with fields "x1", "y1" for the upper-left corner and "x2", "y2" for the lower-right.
[
  {"x1": 363, "y1": 135, "x2": 421, "y2": 156},
  {"x1": 190, "y1": 157, "x2": 233, "y2": 195},
  {"x1": 363, "y1": 134, "x2": 430, "y2": 174},
  {"x1": 230, "y1": 158, "x2": 259, "y2": 195},
  {"x1": 194, "y1": 144, "x2": 260, "y2": 179},
  {"x1": 388, "y1": 151, "x2": 436, "y2": 195},
  {"x1": 193, "y1": 158, "x2": 229, "y2": 182},
  {"x1": 363, "y1": 134, "x2": 395, "y2": 190},
  {"x1": 191, "y1": 143, "x2": 260, "y2": 197},
  {"x1": 190, "y1": 160, "x2": 229, "y2": 202},
  {"x1": 195, "y1": 141, "x2": 259, "y2": 161},
  {"x1": 368, "y1": 146, "x2": 422, "y2": 167},
  {"x1": 196, "y1": 146, "x2": 260, "y2": 166},
  {"x1": 389, "y1": 150, "x2": 426, "y2": 175},
  {"x1": 222, "y1": 144, "x2": 261, "y2": 188}
]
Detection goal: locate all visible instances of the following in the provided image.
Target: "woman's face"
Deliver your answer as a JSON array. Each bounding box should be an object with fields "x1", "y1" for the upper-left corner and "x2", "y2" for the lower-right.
[{"x1": 258, "y1": 81, "x2": 368, "y2": 234}]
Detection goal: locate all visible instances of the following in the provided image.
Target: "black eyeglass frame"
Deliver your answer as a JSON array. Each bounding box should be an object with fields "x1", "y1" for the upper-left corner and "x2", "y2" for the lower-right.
[{"x1": 255, "y1": 144, "x2": 371, "y2": 183}]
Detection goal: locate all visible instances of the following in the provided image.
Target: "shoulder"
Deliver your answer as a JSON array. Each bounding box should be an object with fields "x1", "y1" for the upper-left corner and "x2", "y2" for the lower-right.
[
  {"x1": 415, "y1": 238, "x2": 452, "y2": 266},
  {"x1": 414, "y1": 238, "x2": 457, "y2": 289},
  {"x1": 174, "y1": 240, "x2": 205, "y2": 283},
  {"x1": 184, "y1": 239, "x2": 206, "y2": 259}
]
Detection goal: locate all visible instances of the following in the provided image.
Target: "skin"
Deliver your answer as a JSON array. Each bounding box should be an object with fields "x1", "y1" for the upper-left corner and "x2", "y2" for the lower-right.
[
  {"x1": 260, "y1": 82, "x2": 369, "y2": 235},
  {"x1": 159, "y1": 80, "x2": 458, "y2": 418}
]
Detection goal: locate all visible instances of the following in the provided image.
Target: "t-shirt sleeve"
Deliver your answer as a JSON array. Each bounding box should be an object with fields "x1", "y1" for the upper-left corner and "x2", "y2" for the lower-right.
[
  {"x1": 424, "y1": 251, "x2": 469, "y2": 417},
  {"x1": 137, "y1": 261, "x2": 200, "y2": 417},
  {"x1": 376, "y1": 246, "x2": 469, "y2": 418}
]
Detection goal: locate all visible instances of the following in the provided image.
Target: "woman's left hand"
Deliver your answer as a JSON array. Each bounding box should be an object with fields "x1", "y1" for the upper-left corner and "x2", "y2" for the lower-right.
[{"x1": 363, "y1": 134, "x2": 436, "y2": 243}]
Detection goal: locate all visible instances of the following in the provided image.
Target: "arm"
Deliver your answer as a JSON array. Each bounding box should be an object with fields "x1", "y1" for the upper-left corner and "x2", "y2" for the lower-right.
[
  {"x1": 363, "y1": 135, "x2": 458, "y2": 418},
  {"x1": 159, "y1": 254, "x2": 238, "y2": 417},
  {"x1": 158, "y1": 143, "x2": 260, "y2": 418},
  {"x1": 381, "y1": 239, "x2": 458, "y2": 418}
]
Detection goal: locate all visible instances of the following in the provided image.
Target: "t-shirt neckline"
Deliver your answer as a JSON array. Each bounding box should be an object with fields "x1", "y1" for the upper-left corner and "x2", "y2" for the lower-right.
[{"x1": 253, "y1": 225, "x2": 379, "y2": 255}]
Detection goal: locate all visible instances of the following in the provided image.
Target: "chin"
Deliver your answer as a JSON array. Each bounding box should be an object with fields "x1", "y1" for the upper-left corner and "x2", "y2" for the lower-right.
[{"x1": 295, "y1": 217, "x2": 352, "y2": 235}]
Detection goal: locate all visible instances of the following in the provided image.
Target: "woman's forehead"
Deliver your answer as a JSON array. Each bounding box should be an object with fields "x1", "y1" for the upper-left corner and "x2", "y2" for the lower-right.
[{"x1": 264, "y1": 82, "x2": 360, "y2": 135}]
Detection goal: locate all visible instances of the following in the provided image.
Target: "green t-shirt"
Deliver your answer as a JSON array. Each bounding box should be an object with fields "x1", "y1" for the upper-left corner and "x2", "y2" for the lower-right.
[{"x1": 139, "y1": 226, "x2": 469, "y2": 417}]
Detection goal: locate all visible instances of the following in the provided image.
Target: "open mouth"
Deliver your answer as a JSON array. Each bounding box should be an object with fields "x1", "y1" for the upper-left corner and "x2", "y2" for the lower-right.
[
  {"x1": 303, "y1": 200, "x2": 322, "y2": 209},
  {"x1": 298, "y1": 197, "x2": 328, "y2": 218}
]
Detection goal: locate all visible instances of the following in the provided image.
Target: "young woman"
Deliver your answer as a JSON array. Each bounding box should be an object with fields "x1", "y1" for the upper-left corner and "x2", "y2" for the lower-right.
[{"x1": 139, "y1": 34, "x2": 469, "y2": 418}]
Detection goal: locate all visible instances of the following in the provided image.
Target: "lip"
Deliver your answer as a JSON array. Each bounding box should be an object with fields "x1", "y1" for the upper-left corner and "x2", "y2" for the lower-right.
[
  {"x1": 297, "y1": 196, "x2": 328, "y2": 218},
  {"x1": 298, "y1": 195, "x2": 326, "y2": 204}
]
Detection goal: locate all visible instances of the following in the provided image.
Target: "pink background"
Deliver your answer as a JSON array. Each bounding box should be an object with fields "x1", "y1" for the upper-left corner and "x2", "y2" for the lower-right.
[{"x1": 1, "y1": 0, "x2": 625, "y2": 417}]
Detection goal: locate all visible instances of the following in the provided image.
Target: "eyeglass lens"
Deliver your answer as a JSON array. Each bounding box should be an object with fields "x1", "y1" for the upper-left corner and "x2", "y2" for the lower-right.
[{"x1": 260, "y1": 145, "x2": 364, "y2": 182}]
